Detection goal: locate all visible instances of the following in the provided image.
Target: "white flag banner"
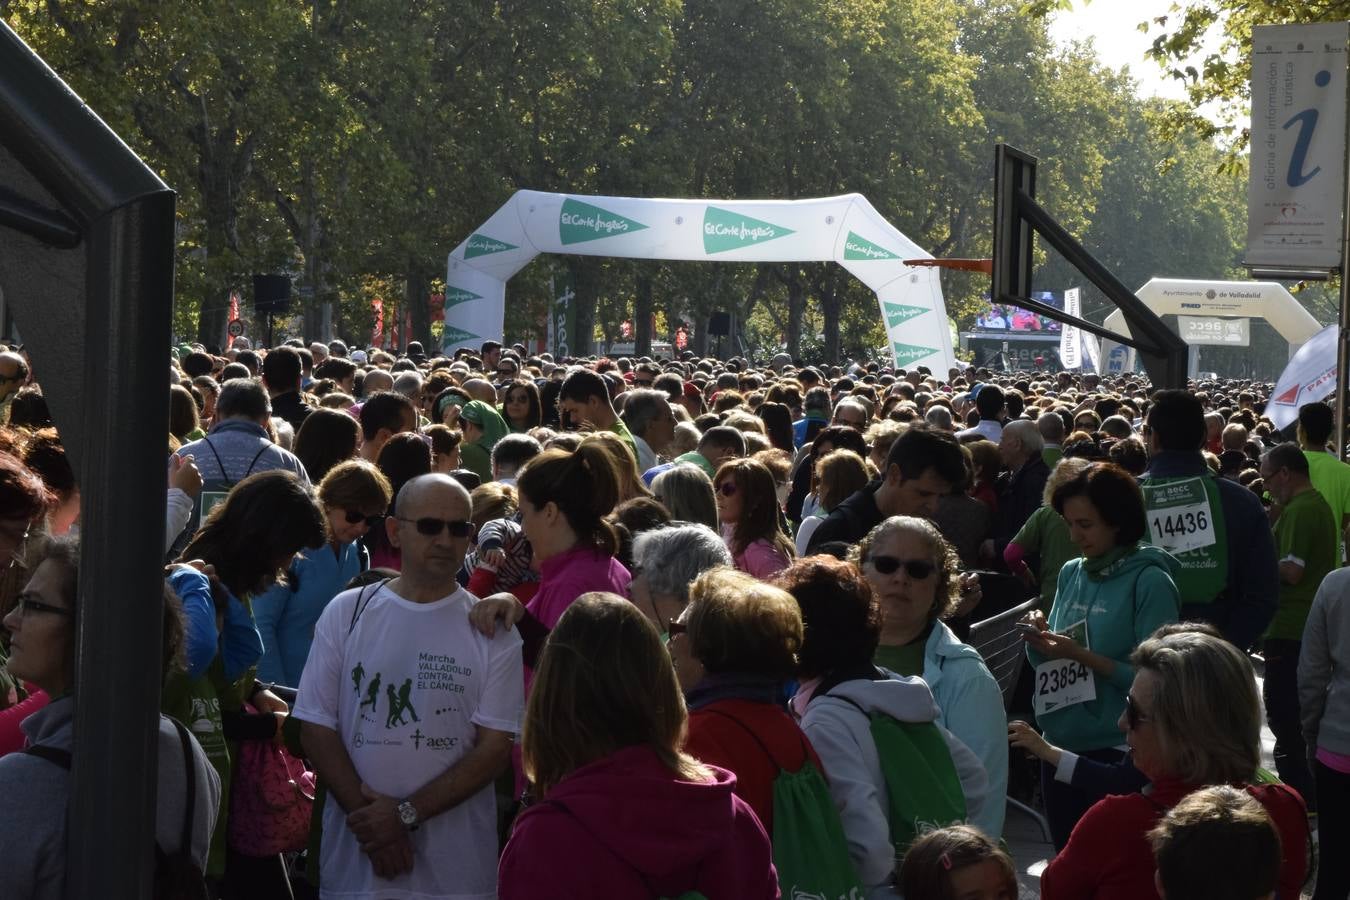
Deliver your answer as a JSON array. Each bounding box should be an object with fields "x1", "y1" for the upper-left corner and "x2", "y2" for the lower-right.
[
  {"x1": 1080, "y1": 331, "x2": 1100, "y2": 373},
  {"x1": 1246, "y1": 22, "x2": 1349, "y2": 270},
  {"x1": 1060, "y1": 287, "x2": 1081, "y2": 369},
  {"x1": 1268, "y1": 323, "x2": 1339, "y2": 430}
]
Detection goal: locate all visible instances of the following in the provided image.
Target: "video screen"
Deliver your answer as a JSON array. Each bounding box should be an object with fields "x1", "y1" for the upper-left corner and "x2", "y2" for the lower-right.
[{"x1": 973, "y1": 292, "x2": 1062, "y2": 333}]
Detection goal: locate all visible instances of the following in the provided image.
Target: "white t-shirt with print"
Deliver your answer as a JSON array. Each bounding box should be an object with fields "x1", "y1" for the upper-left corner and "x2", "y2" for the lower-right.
[{"x1": 293, "y1": 583, "x2": 524, "y2": 900}]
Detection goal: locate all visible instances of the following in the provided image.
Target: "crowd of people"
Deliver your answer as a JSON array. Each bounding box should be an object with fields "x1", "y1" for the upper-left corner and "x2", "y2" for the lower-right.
[{"x1": 0, "y1": 336, "x2": 1346, "y2": 899}]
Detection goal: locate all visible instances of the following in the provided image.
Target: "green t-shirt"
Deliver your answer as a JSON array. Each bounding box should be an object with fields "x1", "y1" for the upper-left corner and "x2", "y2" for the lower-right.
[
  {"x1": 1268, "y1": 487, "x2": 1338, "y2": 641},
  {"x1": 1042, "y1": 446, "x2": 1063, "y2": 471},
  {"x1": 1305, "y1": 450, "x2": 1350, "y2": 562},
  {"x1": 875, "y1": 627, "x2": 930, "y2": 677},
  {"x1": 1012, "y1": 505, "x2": 1078, "y2": 610},
  {"x1": 609, "y1": 418, "x2": 640, "y2": 466}
]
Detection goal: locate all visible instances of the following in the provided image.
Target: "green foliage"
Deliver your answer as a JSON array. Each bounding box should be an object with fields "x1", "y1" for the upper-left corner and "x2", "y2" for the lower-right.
[{"x1": 0, "y1": 0, "x2": 1262, "y2": 364}]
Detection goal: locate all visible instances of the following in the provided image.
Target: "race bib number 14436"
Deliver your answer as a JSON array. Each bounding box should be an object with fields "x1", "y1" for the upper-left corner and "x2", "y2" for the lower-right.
[{"x1": 1145, "y1": 477, "x2": 1216, "y2": 554}]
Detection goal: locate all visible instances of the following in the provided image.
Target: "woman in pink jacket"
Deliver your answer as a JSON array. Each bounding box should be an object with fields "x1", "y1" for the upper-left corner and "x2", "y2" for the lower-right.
[{"x1": 499, "y1": 592, "x2": 778, "y2": 899}]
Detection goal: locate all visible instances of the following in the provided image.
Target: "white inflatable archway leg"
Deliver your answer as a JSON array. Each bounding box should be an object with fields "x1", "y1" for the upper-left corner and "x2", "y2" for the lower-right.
[{"x1": 442, "y1": 191, "x2": 957, "y2": 372}]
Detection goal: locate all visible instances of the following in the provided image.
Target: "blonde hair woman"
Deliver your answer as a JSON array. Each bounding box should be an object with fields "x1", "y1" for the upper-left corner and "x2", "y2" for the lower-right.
[{"x1": 499, "y1": 592, "x2": 777, "y2": 899}]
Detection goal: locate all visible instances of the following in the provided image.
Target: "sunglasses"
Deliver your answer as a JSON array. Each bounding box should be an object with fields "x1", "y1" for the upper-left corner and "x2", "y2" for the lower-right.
[
  {"x1": 717, "y1": 482, "x2": 737, "y2": 497},
  {"x1": 14, "y1": 592, "x2": 72, "y2": 618},
  {"x1": 667, "y1": 618, "x2": 688, "y2": 638},
  {"x1": 869, "y1": 555, "x2": 936, "y2": 579},
  {"x1": 498, "y1": 368, "x2": 517, "y2": 377},
  {"x1": 0, "y1": 373, "x2": 21, "y2": 384},
  {"x1": 1124, "y1": 693, "x2": 1151, "y2": 730},
  {"x1": 343, "y1": 510, "x2": 384, "y2": 528},
  {"x1": 396, "y1": 517, "x2": 476, "y2": 539}
]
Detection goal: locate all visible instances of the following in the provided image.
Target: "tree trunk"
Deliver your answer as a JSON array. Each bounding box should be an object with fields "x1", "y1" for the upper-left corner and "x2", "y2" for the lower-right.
[
  {"x1": 785, "y1": 267, "x2": 806, "y2": 361},
  {"x1": 568, "y1": 258, "x2": 598, "y2": 357},
  {"x1": 405, "y1": 260, "x2": 429, "y2": 354},
  {"x1": 634, "y1": 271, "x2": 654, "y2": 358}
]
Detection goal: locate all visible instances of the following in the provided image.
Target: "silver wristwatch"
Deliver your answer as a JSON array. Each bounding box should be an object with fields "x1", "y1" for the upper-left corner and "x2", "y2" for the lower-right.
[{"x1": 397, "y1": 798, "x2": 420, "y2": 832}]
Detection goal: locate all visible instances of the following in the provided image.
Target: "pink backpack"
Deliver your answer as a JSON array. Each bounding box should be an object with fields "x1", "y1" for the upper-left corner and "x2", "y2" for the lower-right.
[{"x1": 228, "y1": 704, "x2": 316, "y2": 857}]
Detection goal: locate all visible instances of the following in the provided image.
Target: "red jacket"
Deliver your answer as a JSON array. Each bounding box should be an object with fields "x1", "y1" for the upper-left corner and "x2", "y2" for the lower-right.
[
  {"x1": 1040, "y1": 778, "x2": 1308, "y2": 900},
  {"x1": 684, "y1": 698, "x2": 823, "y2": 835}
]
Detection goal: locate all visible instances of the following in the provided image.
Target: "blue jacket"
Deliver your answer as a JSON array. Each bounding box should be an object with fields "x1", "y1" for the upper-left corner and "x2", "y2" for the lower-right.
[
  {"x1": 921, "y1": 621, "x2": 1009, "y2": 838},
  {"x1": 252, "y1": 541, "x2": 364, "y2": 687},
  {"x1": 168, "y1": 567, "x2": 264, "y2": 683},
  {"x1": 1030, "y1": 544, "x2": 1180, "y2": 751},
  {"x1": 791, "y1": 411, "x2": 828, "y2": 449},
  {"x1": 1142, "y1": 451, "x2": 1277, "y2": 651}
]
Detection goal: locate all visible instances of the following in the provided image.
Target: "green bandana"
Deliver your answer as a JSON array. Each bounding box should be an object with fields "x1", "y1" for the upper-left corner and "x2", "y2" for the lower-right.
[{"x1": 1081, "y1": 543, "x2": 1133, "y2": 577}]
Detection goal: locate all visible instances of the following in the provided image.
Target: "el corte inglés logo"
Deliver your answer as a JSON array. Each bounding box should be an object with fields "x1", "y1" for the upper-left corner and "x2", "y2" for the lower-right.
[
  {"x1": 559, "y1": 198, "x2": 648, "y2": 245},
  {"x1": 464, "y1": 233, "x2": 518, "y2": 259},
  {"x1": 703, "y1": 206, "x2": 796, "y2": 254},
  {"x1": 441, "y1": 325, "x2": 481, "y2": 347},
  {"x1": 443, "y1": 287, "x2": 483, "y2": 310},
  {"x1": 844, "y1": 232, "x2": 899, "y2": 261},
  {"x1": 883, "y1": 303, "x2": 927, "y2": 328},
  {"x1": 892, "y1": 342, "x2": 938, "y2": 365}
]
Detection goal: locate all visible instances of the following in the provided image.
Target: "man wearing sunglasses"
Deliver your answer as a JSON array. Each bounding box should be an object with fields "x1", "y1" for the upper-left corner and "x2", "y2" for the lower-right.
[{"x1": 295, "y1": 474, "x2": 523, "y2": 897}]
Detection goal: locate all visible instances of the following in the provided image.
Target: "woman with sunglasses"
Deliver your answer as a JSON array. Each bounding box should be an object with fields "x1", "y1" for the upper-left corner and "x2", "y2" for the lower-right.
[
  {"x1": 715, "y1": 458, "x2": 794, "y2": 579},
  {"x1": 1020, "y1": 462, "x2": 1180, "y2": 849},
  {"x1": 252, "y1": 460, "x2": 392, "y2": 688},
  {"x1": 368, "y1": 432, "x2": 433, "y2": 571},
  {"x1": 500, "y1": 378, "x2": 542, "y2": 433},
  {"x1": 1039, "y1": 627, "x2": 1309, "y2": 900},
  {"x1": 853, "y1": 516, "x2": 1007, "y2": 839}
]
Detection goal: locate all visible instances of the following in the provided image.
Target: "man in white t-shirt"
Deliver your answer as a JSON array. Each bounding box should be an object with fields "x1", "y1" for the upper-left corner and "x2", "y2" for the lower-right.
[{"x1": 295, "y1": 474, "x2": 523, "y2": 899}]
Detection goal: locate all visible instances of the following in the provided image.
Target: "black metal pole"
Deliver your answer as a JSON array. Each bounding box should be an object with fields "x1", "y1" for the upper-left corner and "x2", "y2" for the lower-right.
[{"x1": 68, "y1": 192, "x2": 176, "y2": 900}]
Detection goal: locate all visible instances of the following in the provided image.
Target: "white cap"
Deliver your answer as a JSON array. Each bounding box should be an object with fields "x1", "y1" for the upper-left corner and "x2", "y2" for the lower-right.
[{"x1": 351, "y1": 349, "x2": 369, "y2": 365}]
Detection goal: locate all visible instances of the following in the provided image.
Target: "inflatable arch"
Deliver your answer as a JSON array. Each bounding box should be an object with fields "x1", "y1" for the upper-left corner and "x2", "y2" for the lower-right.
[
  {"x1": 1098, "y1": 278, "x2": 1322, "y2": 376},
  {"x1": 443, "y1": 191, "x2": 957, "y2": 371}
]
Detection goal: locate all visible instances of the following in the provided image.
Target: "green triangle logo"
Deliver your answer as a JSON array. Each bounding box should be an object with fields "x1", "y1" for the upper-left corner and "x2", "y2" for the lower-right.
[
  {"x1": 464, "y1": 233, "x2": 518, "y2": 259},
  {"x1": 444, "y1": 286, "x2": 483, "y2": 310},
  {"x1": 891, "y1": 342, "x2": 940, "y2": 365},
  {"x1": 844, "y1": 231, "x2": 900, "y2": 261},
  {"x1": 559, "y1": 198, "x2": 649, "y2": 245},
  {"x1": 883, "y1": 303, "x2": 927, "y2": 328},
  {"x1": 442, "y1": 325, "x2": 482, "y2": 347},
  {"x1": 703, "y1": 206, "x2": 796, "y2": 254}
]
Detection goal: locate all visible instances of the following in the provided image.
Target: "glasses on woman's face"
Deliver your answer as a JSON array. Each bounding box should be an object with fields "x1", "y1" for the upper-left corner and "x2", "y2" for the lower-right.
[
  {"x1": 13, "y1": 592, "x2": 72, "y2": 619},
  {"x1": 667, "y1": 618, "x2": 687, "y2": 638},
  {"x1": 1124, "y1": 692, "x2": 1152, "y2": 730},
  {"x1": 717, "y1": 482, "x2": 737, "y2": 497},
  {"x1": 868, "y1": 555, "x2": 936, "y2": 580},
  {"x1": 343, "y1": 510, "x2": 384, "y2": 528},
  {"x1": 507, "y1": 393, "x2": 527, "y2": 405}
]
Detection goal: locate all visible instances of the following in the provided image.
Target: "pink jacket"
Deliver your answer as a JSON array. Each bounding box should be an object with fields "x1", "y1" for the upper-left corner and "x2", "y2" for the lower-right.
[
  {"x1": 525, "y1": 545, "x2": 631, "y2": 630},
  {"x1": 499, "y1": 744, "x2": 779, "y2": 899}
]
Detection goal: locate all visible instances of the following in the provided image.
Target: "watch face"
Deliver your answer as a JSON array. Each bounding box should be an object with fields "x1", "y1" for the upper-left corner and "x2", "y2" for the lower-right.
[{"x1": 398, "y1": 801, "x2": 417, "y2": 825}]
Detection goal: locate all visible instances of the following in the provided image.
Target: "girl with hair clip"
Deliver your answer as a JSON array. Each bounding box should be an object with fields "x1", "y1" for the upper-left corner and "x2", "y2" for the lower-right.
[
  {"x1": 715, "y1": 458, "x2": 795, "y2": 579},
  {"x1": 498, "y1": 592, "x2": 777, "y2": 900},
  {"x1": 469, "y1": 444, "x2": 632, "y2": 673},
  {"x1": 898, "y1": 825, "x2": 1018, "y2": 900}
]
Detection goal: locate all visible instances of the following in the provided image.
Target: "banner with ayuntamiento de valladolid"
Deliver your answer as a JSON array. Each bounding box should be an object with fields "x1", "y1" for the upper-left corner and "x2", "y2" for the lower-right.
[{"x1": 443, "y1": 191, "x2": 957, "y2": 372}]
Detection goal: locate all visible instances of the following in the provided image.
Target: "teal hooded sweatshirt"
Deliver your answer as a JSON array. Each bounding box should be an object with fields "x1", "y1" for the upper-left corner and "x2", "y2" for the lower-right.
[{"x1": 1029, "y1": 543, "x2": 1180, "y2": 751}]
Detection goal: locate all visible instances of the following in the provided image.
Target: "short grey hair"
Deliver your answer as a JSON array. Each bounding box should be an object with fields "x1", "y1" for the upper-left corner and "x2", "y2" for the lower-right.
[
  {"x1": 1038, "y1": 410, "x2": 1065, "y2": 442},
  {"x1": 924, "y1": 405, "x2": 954, "y2": 430},
  {"x1": 393, "y1": 371, "x2": 423, "y2": 399},
  {"x1": 621, "y1": 388, "x2": 670, "y2": 438},
  {"x1": 1003, "y1": 418, "x2": 1044, "y2": 454},
  {"x1": 632, "y1": 524, "x2": 733, "y2": 603}
]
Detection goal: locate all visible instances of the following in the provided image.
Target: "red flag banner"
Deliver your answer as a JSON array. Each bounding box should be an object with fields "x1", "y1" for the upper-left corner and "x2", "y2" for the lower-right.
[{"x1": 372, "y1": 297, "x2": 384, "y2": 347}]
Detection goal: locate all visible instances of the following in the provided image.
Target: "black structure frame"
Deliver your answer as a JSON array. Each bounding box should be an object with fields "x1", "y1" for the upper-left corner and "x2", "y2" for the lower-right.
[
  {"x1": 0, "y1": 21, "x2": 174, "y2": 899},
  {"x1": 992, "y1": 144, "x2": 1188, "y2": 387}
]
